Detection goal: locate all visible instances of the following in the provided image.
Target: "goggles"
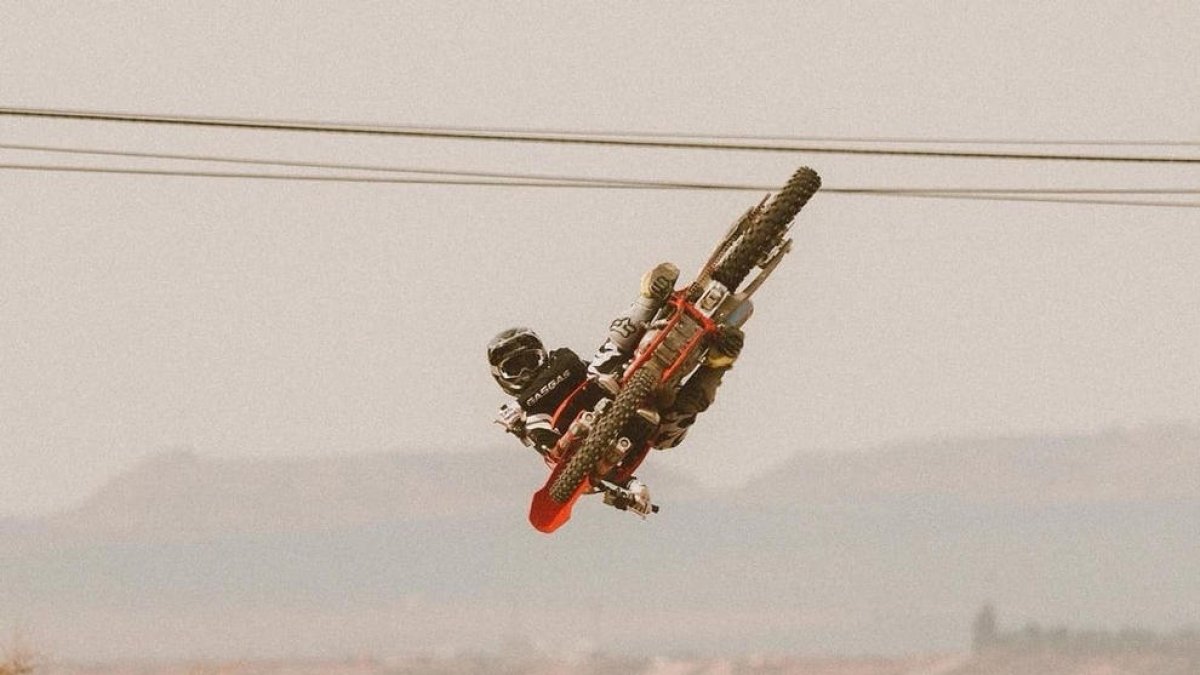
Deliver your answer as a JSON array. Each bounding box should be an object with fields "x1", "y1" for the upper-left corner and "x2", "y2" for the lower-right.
[{"x1": 497, "y1": 349, "x2": 545, "y2": 380}]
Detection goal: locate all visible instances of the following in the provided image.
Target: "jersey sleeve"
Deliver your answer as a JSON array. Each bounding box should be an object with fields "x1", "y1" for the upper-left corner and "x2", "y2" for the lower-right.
[{"x1": 524, "y1": 413, "x2": 562, "y2": 453}]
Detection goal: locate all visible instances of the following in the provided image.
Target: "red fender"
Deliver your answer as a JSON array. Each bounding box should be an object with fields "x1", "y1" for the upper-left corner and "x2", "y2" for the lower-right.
[{"x1": 529, "y1": 460, "x2": 591, "y2": 533}]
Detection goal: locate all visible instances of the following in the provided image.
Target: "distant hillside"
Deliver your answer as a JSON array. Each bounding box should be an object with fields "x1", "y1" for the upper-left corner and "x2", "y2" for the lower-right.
[
  {"x1": 43, "y1": 424, "x2": 1200, "y2": 542},
  {"x1": 4, "y1": 425, "x2": 1198, "y2": 661},
  {"x1": 41, "y1": 447, "x2": 706, "y2": 541},
  {"x1": 741, "y1": 424, "x2": 1200, "y2": 506},
  {"x1": 46, "y1": 449, "x2": 517, "y2": 540}
]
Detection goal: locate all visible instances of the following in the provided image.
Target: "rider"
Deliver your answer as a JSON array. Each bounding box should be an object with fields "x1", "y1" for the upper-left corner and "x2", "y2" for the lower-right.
[{"x1": 488, "y1": 263, "x2": 744, "y2": 507}]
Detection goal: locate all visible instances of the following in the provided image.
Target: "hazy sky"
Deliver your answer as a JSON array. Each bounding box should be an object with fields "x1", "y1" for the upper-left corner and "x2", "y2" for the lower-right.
[{"x1": 2, "y1": 2, "x2": 1198, "y2": 516}]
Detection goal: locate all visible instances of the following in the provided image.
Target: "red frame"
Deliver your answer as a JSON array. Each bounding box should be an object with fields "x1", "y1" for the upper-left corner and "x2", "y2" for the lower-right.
[
  {"x1": 621, "y1": 292, "x2": 718, "y2": 386},
  {"x1": 529, "y1": 291, "x2": 719, "y2": 532}
]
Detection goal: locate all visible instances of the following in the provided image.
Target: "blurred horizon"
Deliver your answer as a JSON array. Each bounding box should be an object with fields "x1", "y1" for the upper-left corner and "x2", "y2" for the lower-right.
[
  {"x1": 5, "y1": 417, "x2": 1197, "y2": 519},
  {"x1": 4, "y1": 424, "x2": 1198, "y2": 662}
]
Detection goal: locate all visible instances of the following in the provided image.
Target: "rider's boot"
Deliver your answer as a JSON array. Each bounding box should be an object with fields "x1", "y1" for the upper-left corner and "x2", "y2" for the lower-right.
[
  {"x1": 640, "y1": 262, "x2": 679, "y2": 303},
  {"x1": 603, "y1": 262, "x2": 679, "y2": 353}
]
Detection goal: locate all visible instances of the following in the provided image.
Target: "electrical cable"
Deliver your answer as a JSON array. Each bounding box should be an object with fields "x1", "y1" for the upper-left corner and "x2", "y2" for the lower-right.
[
  {"x1": 325, "y1": 126, "x2": 1200, "y2": 147},
  {"x1": 3, "y1": 162, "x2": 1197, "y2": 208},
  {"x1": 0, "y1": 142, "x2": 730, "y2": 190},
  {"x1": 3, "y1": 142, "x2": 1198, "y2": 196},
  {"x1": 845, "y1": 191, "x2": 1200, "y2": 209},
  {"x1": 0, "y1": 163, "x2": 614, "y2": 189},
  {"x1": 93, "y1": 117, "x2": 1191, "y2": 148},
  {"x1": 3, "y1": 106, "x2": 1199, "y2": 164}
]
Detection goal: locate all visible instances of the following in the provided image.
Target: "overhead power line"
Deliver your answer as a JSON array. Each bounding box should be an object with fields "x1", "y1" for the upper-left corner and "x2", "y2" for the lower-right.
[
  {"x1": 0, "y1": 141, "x2": 744, "y2": 190},
  {"x1": 3, "y1": 162, "x2": 1198, "y2": 209},
  {"x1": 316, "y1": 125, "x2": 1200, "y2": 147},
  {"x1": 4, "y1": 141, "x2": 1198, "y2": 196},
  {"x1": 0, "y1": 163, "x2": 610, "y2": 188},
  {"x1": 2, "y1": 106, "x2": 1199, "y2": 164}
]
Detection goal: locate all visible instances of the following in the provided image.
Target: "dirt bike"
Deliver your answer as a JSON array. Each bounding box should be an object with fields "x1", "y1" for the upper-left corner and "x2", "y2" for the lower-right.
[{"x1": 528, "y1": 166, "x2": 822, "y2": 533}]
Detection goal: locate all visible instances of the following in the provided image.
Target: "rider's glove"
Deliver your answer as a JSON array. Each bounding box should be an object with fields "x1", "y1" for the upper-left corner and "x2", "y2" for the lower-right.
[
  {"x1": 495, "y1": 402, "x2": 527, "y2": 440},
  {"x1": 704, "y1": 325, "x2": 745, "y2": 369},
  {"x1": 671, "y1": 366, "x2": 722, "y2": 417}
]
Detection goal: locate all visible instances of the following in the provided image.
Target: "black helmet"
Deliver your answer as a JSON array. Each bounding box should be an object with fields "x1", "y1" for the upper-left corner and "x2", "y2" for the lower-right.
[{"x1": 487, "y1": 327, "x2": 546, "y2": 395}]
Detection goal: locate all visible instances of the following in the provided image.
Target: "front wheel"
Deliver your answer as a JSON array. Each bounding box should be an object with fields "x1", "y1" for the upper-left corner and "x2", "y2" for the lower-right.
[
  {"x1": 549, "y1": 367, "x2": 659, "y2": 503},
  {"x1": 711, "y1": 166, "x2": 821, "y2": 292}
]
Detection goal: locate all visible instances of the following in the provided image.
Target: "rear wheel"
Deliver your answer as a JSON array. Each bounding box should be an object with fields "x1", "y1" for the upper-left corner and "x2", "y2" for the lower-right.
[
  {"x1": 549, "y1": 367, "x2": 659, "y2": 503},
  {"x1": 711, "y1": 166, "x2": 821, "y2": 292}
]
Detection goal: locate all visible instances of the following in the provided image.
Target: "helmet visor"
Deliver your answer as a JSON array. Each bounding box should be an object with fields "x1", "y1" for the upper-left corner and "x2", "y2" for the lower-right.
[{"x1": 497, "y1": 350, "x2": 544, "y2": 380}]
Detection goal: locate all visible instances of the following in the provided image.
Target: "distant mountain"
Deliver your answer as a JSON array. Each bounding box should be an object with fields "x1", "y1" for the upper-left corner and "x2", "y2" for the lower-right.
[
  {"x1": 4, "y1": 425, "x2": 1198, "y2": 661},
  {"x1": 741, "y1": 424, "x2": 1200, "y2": 506},
  {"x1": 46, "y1": 449, "x2": 512, "y2": 540},
  {"x1": 42, "y1": 424, "x2": 1200, "y2": 543},
  {"x1": 41, "y1": 447, "x2": 707, "y2": 541}
]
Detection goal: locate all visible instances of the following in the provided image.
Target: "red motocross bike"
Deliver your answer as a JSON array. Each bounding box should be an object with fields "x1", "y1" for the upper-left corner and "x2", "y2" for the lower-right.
[{"x1": 529, "y1": 166, "x2": 822, "y2": 533}]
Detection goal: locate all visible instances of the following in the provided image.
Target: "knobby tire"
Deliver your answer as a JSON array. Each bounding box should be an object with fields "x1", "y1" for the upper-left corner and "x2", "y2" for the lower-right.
[
  {"x1": 711, "y1": 166, "x2": 821, "y2": 292},
  {"x1": 549, "y1": 367, "x2": 659, "y2": 503}
]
